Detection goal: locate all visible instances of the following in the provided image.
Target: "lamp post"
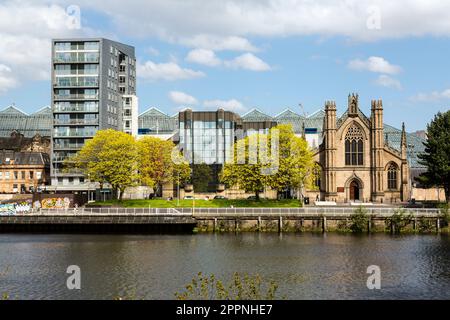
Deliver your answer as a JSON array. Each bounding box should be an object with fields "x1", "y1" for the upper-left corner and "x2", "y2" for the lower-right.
[
  {"x1": 407, "y1": 144, "x2": 415, "y2": 202},
  {"x1": 177, "y1": 171, "x2": 180, "y2": 207}
]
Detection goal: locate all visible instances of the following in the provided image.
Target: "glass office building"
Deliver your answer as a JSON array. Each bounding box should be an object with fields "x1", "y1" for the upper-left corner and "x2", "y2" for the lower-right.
[{"x1": 178, "y1": 109, "x2": 239, "y2": 165}]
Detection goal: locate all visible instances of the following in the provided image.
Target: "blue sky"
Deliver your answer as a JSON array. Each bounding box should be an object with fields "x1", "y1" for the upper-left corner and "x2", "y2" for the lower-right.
[{"x1": 0, "y1": 0, "x2": 449, "y2": 131}]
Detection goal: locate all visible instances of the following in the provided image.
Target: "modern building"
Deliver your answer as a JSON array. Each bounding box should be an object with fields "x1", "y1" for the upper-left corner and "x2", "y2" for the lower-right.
[
  {"x1": 0, "y1": 150, "x2": 50, "y2": 194},
  {"x1": 137, "y1": 107, "x2": 178, "y2": 141},
  {"x1": 0, "y1": 105, "x2": 52, "y2": 138},
  {"x1": 51, "y1": 38, "x2": 136, "y2": 190},
  {"x1": 122, "y1": 95, "x2": 139, "y2": 137}
]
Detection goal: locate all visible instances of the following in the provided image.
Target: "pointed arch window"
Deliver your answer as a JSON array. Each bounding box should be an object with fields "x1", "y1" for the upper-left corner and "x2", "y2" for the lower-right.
[
  {"x1": 387, "y1": 163, "x2": 398, "y2": 190},
  {"x1": 345, "y1": 124, "x2": 364, "y2": 166}
]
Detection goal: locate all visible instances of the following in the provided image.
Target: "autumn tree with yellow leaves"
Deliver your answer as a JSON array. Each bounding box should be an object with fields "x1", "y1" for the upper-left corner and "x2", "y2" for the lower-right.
[
  {"x1": 69, "y1": 129, "x2": 139, "y2": 201},
  {"x1": 69, "y1": 130, "x2": 191, "y2": 200},
  {"x1": 137, "y1": 136, "x2": 191, "y2": 196}
]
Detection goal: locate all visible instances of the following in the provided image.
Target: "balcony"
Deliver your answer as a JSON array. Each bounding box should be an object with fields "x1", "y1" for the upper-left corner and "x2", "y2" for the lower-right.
[
  {"x1": 53, "y1": 105, "x2": 99, "y2": 113},
  {"x1": 54, "y1": 131, "x2": 97, "y2": 138},
  {"x1": 54, "y1": 55, "x2": 100, "y2": 63},
  {"x1": 52, "y1": 168, "x2": 85, "y2": 176},
  {"x1": 54, "y1": 94, "x2": 99, "y2": 101},
  {"x1": 54, "y1": 119, "x2": 99, "y2": 126},
  {"x1": 54, "y1": 80, "x2": 99, "y2": 88},
  {"x1": 53, "y1": 144, "x2": 84, "y2": 151},
  {"x1": 52, "y1": 155, "x2": 77, "y2": 162}
]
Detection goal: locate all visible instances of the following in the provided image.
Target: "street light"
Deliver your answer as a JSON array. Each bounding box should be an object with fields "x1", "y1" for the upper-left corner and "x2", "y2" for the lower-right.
[
  {"x1": 177, "y1": 171, "x2": 180, "y2": 207},
  {"x1": 407, "y1": 143, "x2": 415, "y2": 202}
]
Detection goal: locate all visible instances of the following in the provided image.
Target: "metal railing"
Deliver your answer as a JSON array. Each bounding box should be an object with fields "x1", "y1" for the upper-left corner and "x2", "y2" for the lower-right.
[
  {"x1": 54, "y1": 94, "x2": 99, "y2": 101},
  {"x1": 7, "y1": 207, "x2": 442, "y2": 218},
  {"x1": 54, "y1": 119, "x2": 99, "y2": 125}
]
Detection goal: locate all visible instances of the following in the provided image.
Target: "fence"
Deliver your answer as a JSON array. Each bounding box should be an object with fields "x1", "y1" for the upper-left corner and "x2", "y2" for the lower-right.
[{"x1": 6, "y1": 207, "x2": 442, "y2": 218}]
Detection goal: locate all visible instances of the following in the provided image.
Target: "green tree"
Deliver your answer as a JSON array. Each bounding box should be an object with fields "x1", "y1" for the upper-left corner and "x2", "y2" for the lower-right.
[
  {"x1": 137, "y1": 136, "x2": 191, "y2": 196},
  {"x1": 221, "y1": 124, "x2": 315, "y2": 200},
  {"x1": 192, "y1": 163, "x2": 213, "y2": 192},
  {"x1": 221, "y1": 134, "x2": 268, "y2": 200},
  {"x1": 266, "y1": 124, "x2": 315, "y2": 197},
  {"x1": 417, "y1": 111, "x2": 450, "y2": 203},
  {"x1": 69, "y1": 129, "x2": 139, "y2": 201}
]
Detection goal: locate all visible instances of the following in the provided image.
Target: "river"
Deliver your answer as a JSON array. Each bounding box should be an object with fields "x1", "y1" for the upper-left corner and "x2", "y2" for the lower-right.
[{"x1": 0, "y1": 233, "x2": 449, "y2": 299}]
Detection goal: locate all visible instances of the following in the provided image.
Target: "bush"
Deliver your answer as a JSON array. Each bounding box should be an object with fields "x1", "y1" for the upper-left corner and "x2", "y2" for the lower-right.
[
  {"x1": 350, "y1": 206, "x2": 369, "y2": 233},
  {"x1": 418, "y1": 218, "x2": 435, "y2": 233},
  {"x1": 387, "y1": 208, "x2": 413, "y2": 233},
  {"x1": 175, "y1": 272, "x2": 279, "y2": 300},
  {"x1": 439, "y1": 203, "x2": 450, "y2": 227}
]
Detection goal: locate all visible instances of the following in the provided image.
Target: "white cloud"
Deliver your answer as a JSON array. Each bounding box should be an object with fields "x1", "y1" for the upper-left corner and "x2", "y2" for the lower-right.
[
  {"x1": 68, "y1": 0, "x2": 450, "y2": 42},
  {"x1": 146, "y1": 47, "x2": 160, "y2": 56},
  {"x1": 0, "y1": 1, "x2": 90, "y2": 94},
  {"x1": 137, "y1": 61, "x2": 205, "y2": 81},
  {"x1": 224, "y1": 53, "x2": 271, "y2": 71},
  {"x1": 203, "y1": 99, "x2": 246, "y2": 112},
  {"x1": 180, "y1": 35, "x2": 258, "y2": 52},
  {"x1": 410, "y1": 88, "x2": 450, "y2": 102},
  {"x1": 169, "y1": 91, "x2": 198, "y2": 105},
  {"x1": 0, "y1": 64, "x2": 19, "y2": 95},
  {"x1": 186, "y1": 49, "x2": 222, "y2": 66},
  {"x1": 374, "y1": 75, "x2": 402, "y2": 90},
  {"x1": 185, "y1": 50, "x2": 271, "y2": 72},
  {"x1": 348, "y1": 56, "x2": 402, "y2": 75}
]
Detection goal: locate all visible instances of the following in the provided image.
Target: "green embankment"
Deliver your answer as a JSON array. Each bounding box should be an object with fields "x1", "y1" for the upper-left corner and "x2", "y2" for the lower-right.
[{"x1": 88, "y1": 199, "x2": 302, "y2": 208}]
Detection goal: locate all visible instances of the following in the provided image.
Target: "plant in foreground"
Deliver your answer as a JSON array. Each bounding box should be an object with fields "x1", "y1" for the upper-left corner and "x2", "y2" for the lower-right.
[
  {"x1": 175, "y1": 272, "x2": 279, "y2": 300},
  {"x1": 350, "y1": 206, "x2": 370, "y2": 233}
]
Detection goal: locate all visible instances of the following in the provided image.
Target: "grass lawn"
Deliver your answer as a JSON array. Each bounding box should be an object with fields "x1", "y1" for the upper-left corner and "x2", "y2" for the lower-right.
[{"x1": 88, "y1": 199, "x2": 302, "y2": 208}]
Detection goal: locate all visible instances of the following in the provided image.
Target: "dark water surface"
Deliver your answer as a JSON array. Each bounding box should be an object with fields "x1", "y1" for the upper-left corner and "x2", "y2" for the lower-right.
[{"x1": 0, "y1": 233, "x2": 449, "y2": 299}]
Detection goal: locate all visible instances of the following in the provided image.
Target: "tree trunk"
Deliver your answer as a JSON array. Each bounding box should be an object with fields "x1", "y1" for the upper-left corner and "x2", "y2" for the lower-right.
[
  {"x1": 445, "y1": 184, "x2": 449, "y2": 204},
  {"x1": 255, "y1": 190, "x2": 260, "y2": 201},
  {"x1": 119, "y1": 188, "x2": 124, "y2": 202}
]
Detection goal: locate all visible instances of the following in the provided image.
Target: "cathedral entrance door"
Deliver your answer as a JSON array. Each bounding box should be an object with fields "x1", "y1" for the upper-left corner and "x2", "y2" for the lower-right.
[{"x1": 350, "y1": 181, "x2": 360, "y2": 201}]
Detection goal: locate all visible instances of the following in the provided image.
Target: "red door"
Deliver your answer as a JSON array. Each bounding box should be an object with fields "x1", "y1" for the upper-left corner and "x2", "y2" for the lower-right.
[{"x1": 350, "y1": 181, "x2": 359, "y2": 201}]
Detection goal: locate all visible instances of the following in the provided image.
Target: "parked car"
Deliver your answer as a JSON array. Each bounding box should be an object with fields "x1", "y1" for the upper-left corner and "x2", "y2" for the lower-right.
[
  {"x1": 183, "y1": 196, "x2": 194, "y2": 200},
  {"x1": 214, "y1": 195, "x2": 228, "y2": 200}
]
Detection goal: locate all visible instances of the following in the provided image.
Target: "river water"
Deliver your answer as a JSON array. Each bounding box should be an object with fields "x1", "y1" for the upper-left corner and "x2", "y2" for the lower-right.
[{"x1": 0, "y1": 233, "x2": 449, "y2": 300}]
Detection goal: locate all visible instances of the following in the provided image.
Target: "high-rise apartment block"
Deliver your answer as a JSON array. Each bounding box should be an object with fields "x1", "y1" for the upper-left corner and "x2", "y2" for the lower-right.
[{"x1": 51, "y1": 38, "x2": 136, "y2": 188}]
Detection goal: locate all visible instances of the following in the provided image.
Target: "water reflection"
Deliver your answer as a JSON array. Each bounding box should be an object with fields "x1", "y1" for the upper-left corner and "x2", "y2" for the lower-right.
[{"x1": 0, "y1": 233, "x2": 449, "y2": 299}]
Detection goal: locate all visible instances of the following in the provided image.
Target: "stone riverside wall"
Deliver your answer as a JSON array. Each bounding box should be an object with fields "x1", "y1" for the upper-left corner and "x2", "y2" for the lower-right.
[{"x1": 194, "y1": 215, "x2": 445, "y2": 233}]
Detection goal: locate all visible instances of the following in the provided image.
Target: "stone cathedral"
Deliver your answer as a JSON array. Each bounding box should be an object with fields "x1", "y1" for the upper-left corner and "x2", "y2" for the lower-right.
[{"x1": 308, "y1": 94, "x2": 409, "y2": 204}]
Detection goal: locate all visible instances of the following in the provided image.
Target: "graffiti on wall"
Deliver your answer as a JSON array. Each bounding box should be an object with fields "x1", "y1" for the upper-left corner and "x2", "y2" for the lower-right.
[
  {"x1": 40, "y1": 197, "x2": 71, "y2": 209},
  {"x1": 0, "y1": 201, "x2": 32, "y2": 215}
]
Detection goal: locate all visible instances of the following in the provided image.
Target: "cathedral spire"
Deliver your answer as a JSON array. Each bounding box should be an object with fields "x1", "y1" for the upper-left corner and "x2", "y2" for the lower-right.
[
  {"x1": 401, "y1": 122, "x2": 407, "y2": 157},
  {"x1": 348, "y1": 93, "x2": 359, "y2": 117}
]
